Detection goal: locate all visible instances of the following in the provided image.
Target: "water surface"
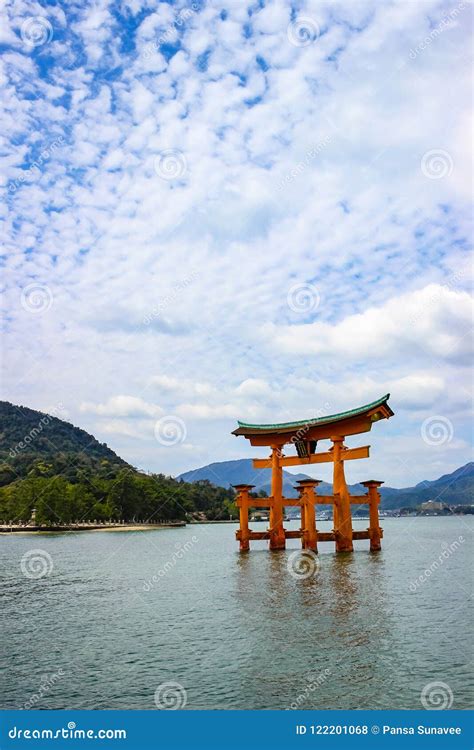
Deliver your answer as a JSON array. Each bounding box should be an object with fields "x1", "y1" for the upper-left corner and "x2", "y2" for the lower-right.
[{"x1": 1, "y1": 518, "x2": 472, "y2": 710}]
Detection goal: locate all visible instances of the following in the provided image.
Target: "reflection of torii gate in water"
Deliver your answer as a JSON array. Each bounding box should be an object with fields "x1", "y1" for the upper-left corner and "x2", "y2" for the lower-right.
[{"x1": 232, "y1": 394, "x2": 394, "y2": 553}]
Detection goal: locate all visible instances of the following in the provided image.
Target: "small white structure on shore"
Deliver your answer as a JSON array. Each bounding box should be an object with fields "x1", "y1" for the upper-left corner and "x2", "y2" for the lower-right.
[{"x1": 421, "y1": 500, "x2": 445, "y2": 512}]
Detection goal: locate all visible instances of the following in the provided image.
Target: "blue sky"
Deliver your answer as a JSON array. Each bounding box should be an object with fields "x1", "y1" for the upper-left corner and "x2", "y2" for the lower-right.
[{"x1": 1, "y1": 0, "x2": 472, "y2": 486}]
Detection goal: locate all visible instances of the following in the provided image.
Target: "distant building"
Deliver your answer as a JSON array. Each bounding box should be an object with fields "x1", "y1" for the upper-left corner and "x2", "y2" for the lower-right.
[
  {"x1": 250, "y1": 513, "x2": 269, "y2": 522},
  {"x1": 420, "y1": 500, "x2": 445, "y2": 512}
]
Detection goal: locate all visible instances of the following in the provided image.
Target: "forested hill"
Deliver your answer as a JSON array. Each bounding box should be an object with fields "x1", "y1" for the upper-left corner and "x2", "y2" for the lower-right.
[
  {"x1": 0, "y1": 401, "x2": 237, "y2": 524},
  {"x1": 0, "y1": 401, "x2": 129, "y2": 486}
]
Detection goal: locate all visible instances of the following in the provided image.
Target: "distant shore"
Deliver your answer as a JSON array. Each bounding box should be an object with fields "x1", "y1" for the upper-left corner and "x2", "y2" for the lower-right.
[
  {"x1": 0, "y1": 521, "x2": 186, "y2": 535},
  {"x1": 189, "y1": 519, "x2": 237, "y2": 524}
]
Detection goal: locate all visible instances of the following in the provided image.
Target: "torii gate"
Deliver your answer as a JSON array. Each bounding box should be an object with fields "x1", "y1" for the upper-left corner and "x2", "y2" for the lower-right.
[{"x1": 231, "y1": 394, "x2": 394, "y2": 553}]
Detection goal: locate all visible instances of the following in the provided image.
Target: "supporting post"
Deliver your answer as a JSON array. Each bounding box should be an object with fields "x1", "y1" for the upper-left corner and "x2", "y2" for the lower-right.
[
  {"x1": 269, "y1": 445, "x2": 286, "y2": 550},
  {"x1": 331, "y1": 436, "x2": 353, "y2": 552},
  {"x1": 361, "y1": 481, "x2": 384, "y2": 551},
  {"x1": 300, "y1": 498, "x2": 306, "y2": 545},
  {"x1": 233, "y1": 484, "x2": 254, "y2": 552},
  {"x1": 296, "y1": 479, "x2": 320, "y2": 552}
]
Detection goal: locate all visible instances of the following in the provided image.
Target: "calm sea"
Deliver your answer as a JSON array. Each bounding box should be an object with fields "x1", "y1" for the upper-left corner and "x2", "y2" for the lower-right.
[{"x1": 1, "y1": 518, "x2": 472, "y2": 710}]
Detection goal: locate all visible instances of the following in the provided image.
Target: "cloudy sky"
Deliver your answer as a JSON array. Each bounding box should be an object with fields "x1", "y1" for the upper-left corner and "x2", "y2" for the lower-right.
[{"x1": 2, "y1": 0, "x2": 472, "y2": 487}]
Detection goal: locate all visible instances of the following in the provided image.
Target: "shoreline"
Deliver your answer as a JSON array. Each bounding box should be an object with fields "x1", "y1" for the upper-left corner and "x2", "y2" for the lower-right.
[
  {"x1": 0, "y1": 522, "x2": 186, "y2": 535},
  {"x1": 1, "y1": 515, "x2": 467, "y2": 536}
]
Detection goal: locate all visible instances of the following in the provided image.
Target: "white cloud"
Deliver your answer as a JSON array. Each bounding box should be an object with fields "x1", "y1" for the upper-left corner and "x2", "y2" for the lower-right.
[
  {"x1": 388, "y1": 374, "x2": 445, "y2": 409},
  {"x1": 80, "y1": 395, "x2": 163, "y2": 419},
  {"x1": 235, "y1": 379, "x2": 272, "y2": 398},
  {"x1": 268, "y1": 285, "x2": 473, "y2": 364},
  {"x1": 100, "y1": 418, "x2": 154, "y2": 440},
  {"x1": 2, "y1": 0, "x2": 472, "y2": 484},
  {"x1": 176, "y1": 403, "x2": 238, "y2": 420}
]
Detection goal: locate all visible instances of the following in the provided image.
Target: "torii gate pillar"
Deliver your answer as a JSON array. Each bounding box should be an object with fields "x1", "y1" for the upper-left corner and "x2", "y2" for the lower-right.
[
  {"x1": 234, "y1": 484, "x2": 253, "y2": 552},
  {"x1": 331, "y1": 436, "x2": 353, "y2": 552},
  {"x1": 362, "y1": 480, "x2": 384, "y2": 551},
  {"x1": 296, "y1": 479, "x2": 320, "y2": 552},
  {"x1": 269, "y1": 445, "x2": 286, "y2": 550}
]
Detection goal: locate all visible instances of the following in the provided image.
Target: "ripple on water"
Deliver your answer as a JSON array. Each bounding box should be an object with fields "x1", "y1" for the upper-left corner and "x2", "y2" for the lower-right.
[{"x1": 1, "y1": 519, "x2": 472, "y2": 709}]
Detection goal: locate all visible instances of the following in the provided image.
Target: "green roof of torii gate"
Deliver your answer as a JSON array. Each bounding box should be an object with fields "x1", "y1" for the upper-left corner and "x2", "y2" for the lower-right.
[{"x1": 232, "y1": 394, "x2": 393, "y2": 436}]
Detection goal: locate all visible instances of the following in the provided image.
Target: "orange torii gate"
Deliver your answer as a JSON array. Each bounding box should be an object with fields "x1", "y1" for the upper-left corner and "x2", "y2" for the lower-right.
[{"x1": 232, "y1": 394, "x2": 394, "y2": 553}]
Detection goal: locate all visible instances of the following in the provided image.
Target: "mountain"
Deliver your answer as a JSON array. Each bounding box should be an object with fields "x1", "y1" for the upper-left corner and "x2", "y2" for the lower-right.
[
  {"x1": 415, "y1": 463, "x2": 474, "y2": 489},
  {"x1": 380, "y1": 462, "x2": 474, "y2": 509},
  {"x1": 178, "y1": 459, "x2": 474, "y2": 509},
  {"x1": 179, "y1": 459, "x2": 311, "y2": 497},
  {"x1": 1, "y1": 401, "x2": 471, "y2": 521},
  {"x1": 0, "y1": 402, "x2": 238, "y2": 524},
  {"x1": 178, "y1": 459, "x2": 368, "y2": 508},
  {"x1": 0, "y1": 401, "x2": 129, "y2": 485}
]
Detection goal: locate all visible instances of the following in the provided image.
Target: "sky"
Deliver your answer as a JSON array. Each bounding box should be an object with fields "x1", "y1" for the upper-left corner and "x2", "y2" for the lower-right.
[{"x1": 1, "y1": 0, "x2": 473, "y2": 488}]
